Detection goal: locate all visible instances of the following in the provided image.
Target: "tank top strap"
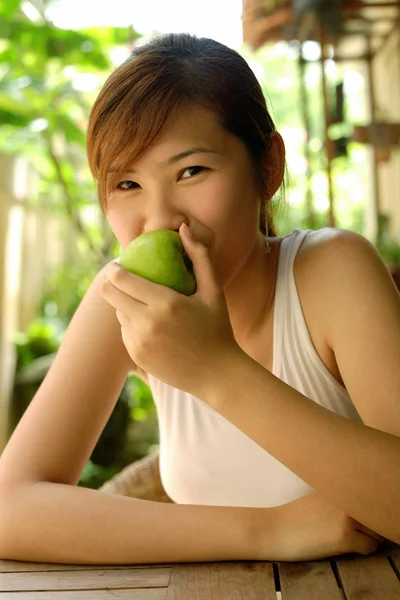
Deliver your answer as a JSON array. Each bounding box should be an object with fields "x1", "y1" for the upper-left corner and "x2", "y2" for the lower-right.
[
  {"x1": 272, "y1": 229, "x2": 313, "y2": 377},
  {"x1": 279, "y1": 229, "x2": 313, "y2": 280}
]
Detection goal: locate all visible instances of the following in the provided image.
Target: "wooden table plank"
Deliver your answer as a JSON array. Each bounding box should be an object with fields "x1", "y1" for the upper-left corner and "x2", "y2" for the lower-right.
[
  {"x1": 0, "y1": 567, "x2": 171, "y2": 592},
  {"x1": 336, "y1": 554, "x2": 400, "y2": 600},
  {"x1": 0, "y1": 589, "x2": 167, "y2": 599},
  {"x1": 0, "y1": 560, "x2": 173, "y2": 573},
  {"x1": 278, "y1": 560, "x2": 342, "y2": 600},
  {"x1": 1, "y1": 544, "x2": 399, "y2": 599},
  {"x1": 166, "y1": 562, "x2": 276, "y2": 600}
]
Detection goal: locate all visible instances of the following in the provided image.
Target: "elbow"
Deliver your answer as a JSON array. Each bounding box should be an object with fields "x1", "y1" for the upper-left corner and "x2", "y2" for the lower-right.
[
  {"x1": 0, "y1": 483, "x2": 30, "y2": 560},
  {"x1": 0, "y1": 490, "x2": 12, "y2": 559}
]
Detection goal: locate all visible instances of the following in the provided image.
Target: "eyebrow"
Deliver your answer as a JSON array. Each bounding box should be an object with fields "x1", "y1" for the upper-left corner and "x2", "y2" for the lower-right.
[{"x1": 108, "y1": 147, "x2": 223, "y2": 173}]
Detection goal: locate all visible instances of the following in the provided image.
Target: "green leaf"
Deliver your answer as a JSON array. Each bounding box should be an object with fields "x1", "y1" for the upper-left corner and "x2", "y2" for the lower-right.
[
  {"x1": 54, "y1": 113, "x2": 86, "y2": 145},
  {"x1": 0, "y1": 107, "x2": 32, "y2": 126},
  {"x1": 82, "y1": 25, "x2": 140, "y2": 46},
  {"x1": 0, "y1": 0, "x2": 21, "y2": 19},
  {"x1": 0, "y1": 45, "x2": 20, "y2": 64}
]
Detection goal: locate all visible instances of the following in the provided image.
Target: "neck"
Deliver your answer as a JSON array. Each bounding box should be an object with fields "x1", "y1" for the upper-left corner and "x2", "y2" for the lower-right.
[{"x1": 224, "y1": 234, "x2": 279, "y2": 346}]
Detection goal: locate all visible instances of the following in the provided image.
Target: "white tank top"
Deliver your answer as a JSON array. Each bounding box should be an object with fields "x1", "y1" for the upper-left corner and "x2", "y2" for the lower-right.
[{"x1": 147, "y1": 229, "x2": 362, "y2": 507}]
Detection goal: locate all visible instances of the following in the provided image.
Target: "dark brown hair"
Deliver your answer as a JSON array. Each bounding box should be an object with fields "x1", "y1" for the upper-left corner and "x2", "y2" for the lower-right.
[{"x1": 86, "y1": 33, "x2": 282, "y2": 236}]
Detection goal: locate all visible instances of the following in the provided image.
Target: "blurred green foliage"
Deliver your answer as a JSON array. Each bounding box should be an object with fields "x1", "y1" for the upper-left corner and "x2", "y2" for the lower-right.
[
  {"x1": 78, "y1": 461, "x2": 120, "y2": 490},
  {"x1": 375, "y1": 213, "x2": 400, "y2": 267},
  {"x1": 39, "y1": 262, "x2": 100, "y2": 329},
  {"x1": 14, "y1": 319, "x2": 62, "y2": 370},
  {"x1": 241, "y1": 42, "x2": 371, "y2": 236},
  {"x1": 0, "y1": 0, "x2": 140, "y2": 266}
]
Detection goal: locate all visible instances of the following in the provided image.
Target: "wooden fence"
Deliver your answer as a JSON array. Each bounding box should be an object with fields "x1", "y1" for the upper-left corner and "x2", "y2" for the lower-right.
[{"x1": 0, "y1": 153, "x2": 78, "y2": 452}]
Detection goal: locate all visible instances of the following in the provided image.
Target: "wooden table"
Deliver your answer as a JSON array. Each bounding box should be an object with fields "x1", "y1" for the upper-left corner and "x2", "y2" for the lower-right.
[{"x1": 1, "y1": 541, "x2": 399, "y2": 599}]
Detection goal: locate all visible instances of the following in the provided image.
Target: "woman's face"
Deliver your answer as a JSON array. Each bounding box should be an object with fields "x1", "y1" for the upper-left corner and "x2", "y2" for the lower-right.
[{"x1": 105, "y1": 104, "x2": 264, "y2": 289}]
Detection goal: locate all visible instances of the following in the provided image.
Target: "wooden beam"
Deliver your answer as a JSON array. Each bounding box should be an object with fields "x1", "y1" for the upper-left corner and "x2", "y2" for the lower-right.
[
  {"x1": 365, "y1": 34, "x2": 381, "y2": 244},
  {"x1": 254, "y1": 4, "x2": 292, "y2": 31},
  {"x1": 333, "y1": 54, "x2": 371, "y2": 61},
  {"x1": 242, "y1": 0, "x2": 400, "y2": 49},
  {"x1": 318, "y1": 20, "x2": 336, "y2": 228},
  {"x1": 298, "y1": 50, "x2": 315, "y2": 227},
  {"x1": 341, "y1": 1, "x2": 399, "y2": 10},
  {"x1": 371, "y1": 19, "x2": 400, "y2": 59},
  {"x1": 243, "y1": 4, "x2": 293, "y2": 49}
]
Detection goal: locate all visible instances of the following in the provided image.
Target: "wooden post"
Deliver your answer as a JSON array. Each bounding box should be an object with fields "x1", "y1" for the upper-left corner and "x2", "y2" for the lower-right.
[
  {"x1": 318, "y1": 19, "x2": 335, "y2": 228},
  {"x1": 298, "y1": 45, "x2": 315, "y2": 228},
  {"x1": 365, "y1": 34, "x2": 381, "y2": 243},
  {"x1": 0, "y1": 189, "x2": 22, "y2": 453}
]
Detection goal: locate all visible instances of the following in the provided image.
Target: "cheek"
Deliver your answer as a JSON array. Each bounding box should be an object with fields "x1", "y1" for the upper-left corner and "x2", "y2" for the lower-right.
[
  {"x1": 106, "y1": 207, "x2": 140, "y2": 249},
  {"x1": 200, "y1": 176, "x2": 259, "y2": 238},
  {"x1": 200, "y1": 181, "x2": 260, "y2": 286},
  {"x1": 199, "y1": 178, "x2": 250, "y2": 223}
]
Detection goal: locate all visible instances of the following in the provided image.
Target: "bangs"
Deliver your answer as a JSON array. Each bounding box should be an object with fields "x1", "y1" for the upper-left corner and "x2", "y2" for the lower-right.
[
  {"x1": 94, "y1": 97, "x2": 189, "y2": 209},
  {"x1": 86, "y1": 55, "x2": 197, "y2": 209}
]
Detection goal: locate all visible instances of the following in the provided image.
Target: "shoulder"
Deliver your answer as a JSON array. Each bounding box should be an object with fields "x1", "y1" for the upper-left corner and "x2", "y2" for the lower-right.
[
  {"x1": 298, "y1": 226, "x2": 361, "y2": 255},
  {"x1": 291, "y1": 225, "x2": 397, "y2": 348},
  {"x1": 295, "y1": 226, "x2": 383, "y2": 278},
  {"x1": 294, "y1": 225, "x2": 400, "y2": 347}
]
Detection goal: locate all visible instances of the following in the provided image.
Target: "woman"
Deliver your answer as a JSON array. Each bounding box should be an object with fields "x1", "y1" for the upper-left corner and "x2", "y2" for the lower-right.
[{"x1": 0, "y1": 33, "x2": 399, "y2": 565}]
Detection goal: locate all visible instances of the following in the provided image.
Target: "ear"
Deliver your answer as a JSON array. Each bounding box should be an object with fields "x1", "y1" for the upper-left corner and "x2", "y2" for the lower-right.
[{"x1": 265, "y1": 132, "x2": 286, "y2": 198}]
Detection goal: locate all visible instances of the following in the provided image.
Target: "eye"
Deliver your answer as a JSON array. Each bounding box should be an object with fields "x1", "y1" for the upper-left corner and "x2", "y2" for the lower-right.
[
  {"x1": 116, "y1": 180, "x2": 140, "y2": 190},
  {"x1": 180, "y1": 166, "x2": 206, "y2": 179}
]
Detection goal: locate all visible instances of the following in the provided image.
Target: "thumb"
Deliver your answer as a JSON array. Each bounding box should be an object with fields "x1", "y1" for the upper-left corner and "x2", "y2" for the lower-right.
[{"x1": 179, "y1": 223, "x2": 219, "y2": 301}]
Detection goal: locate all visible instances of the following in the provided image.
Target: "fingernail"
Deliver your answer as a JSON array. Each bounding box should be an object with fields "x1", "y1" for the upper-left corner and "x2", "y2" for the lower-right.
[{"x1": 182, "y1": 223, "x2": 193, "y2": 239}]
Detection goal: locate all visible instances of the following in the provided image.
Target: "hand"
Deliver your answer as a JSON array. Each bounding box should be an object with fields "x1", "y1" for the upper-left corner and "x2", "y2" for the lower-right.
[
  {"x1": 100, "y1": 223, "x2": 240, "y2": 398},
  {"x1": 257, "y1": 491, "x2": 386, "y2": 562}
]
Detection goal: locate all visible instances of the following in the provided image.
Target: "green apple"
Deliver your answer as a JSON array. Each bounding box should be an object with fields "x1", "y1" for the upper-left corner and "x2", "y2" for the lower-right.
[{"x1": 119, "y1": 229, "x2": 196, "y2": 295}]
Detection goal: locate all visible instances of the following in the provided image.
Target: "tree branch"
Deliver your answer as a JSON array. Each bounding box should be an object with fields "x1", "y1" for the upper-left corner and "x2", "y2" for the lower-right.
[{"x1": 45, "y1": 134, "x2": 100, "y2": 260}]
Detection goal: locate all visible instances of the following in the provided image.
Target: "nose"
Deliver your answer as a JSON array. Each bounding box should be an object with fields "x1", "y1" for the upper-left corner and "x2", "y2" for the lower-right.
[{"x1": 143, "y1": 192, "x2": 188, "y2": 233}]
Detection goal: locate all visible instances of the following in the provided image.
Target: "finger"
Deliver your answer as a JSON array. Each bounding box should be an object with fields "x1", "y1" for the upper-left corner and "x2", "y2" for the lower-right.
[
  {"x1": 120, "y1": 325, "x2": 133, "y2": 356},
  {"x1": 100, "y1": 277, "x2": 146, "y2": 319},
  {"x1": 116, "y1": 309, "x2": 130, "y2": 328},
  {"x1": 353, "y1": 531, "x2": 380, "y2": 555},
  {"x1": 116, "y1": 311, "x2": 133, "y2": 352},
  {"x1": 179, "y1": 223, "x2": 220, "y2": 303},
  {"x1": 104, "y1": 261, "x2": 170, "y2": 305}
]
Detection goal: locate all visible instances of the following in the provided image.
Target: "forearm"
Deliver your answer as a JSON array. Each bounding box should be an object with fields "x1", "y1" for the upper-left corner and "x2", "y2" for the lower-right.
[
  {"x1": 0, "y1": 482, "x2": 266, "y2": 564},
  {"x1": 203, "y1": 350, "x2": 400, "y2": 543}
]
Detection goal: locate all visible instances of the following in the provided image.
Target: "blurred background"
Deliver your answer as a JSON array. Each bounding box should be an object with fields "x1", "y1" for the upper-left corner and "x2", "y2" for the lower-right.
[{"x1": 0, "y1": 0, "x2": 399, "y2": 489}]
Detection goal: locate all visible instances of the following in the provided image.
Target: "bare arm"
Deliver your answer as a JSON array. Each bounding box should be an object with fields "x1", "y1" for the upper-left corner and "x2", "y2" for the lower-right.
[
  {"x1": 0, "y1": 265, "x2": 134, "y2": 489},
  {"x1": 0, "y1": 264, "x2": 263, "y2": 564},
  {"x1": 0, "y1": 482, "x2": 264, "y2": 564}
]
